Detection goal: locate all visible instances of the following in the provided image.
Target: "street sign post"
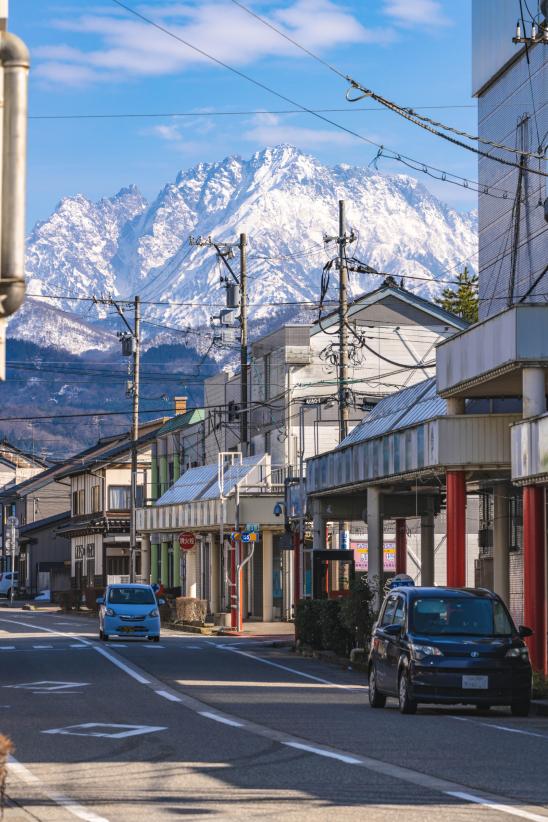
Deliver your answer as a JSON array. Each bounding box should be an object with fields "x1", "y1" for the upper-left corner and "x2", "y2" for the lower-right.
[{"x1": 178, "y1": 532, "x2": 196, "y2": 551}]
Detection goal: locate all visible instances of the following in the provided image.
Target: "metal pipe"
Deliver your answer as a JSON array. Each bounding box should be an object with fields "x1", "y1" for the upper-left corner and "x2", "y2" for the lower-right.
[{"x1": 0, "y1": 30, "x2": 29, "y2": 318}]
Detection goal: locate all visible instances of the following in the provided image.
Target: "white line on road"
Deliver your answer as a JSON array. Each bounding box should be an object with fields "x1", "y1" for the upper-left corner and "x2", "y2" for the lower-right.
[
  {"x1": 155, "y1": 689, "x2": 181, "y2": 702},
  {"x1": 33, "y1": 644, "x2": 54, "y2": 649},
  {"x1": 0, "y1": 645, "x2": 15, "y2": 650},
  {"x1": 93, "y1": 646, "x2": 150, "y2": 685},
  {"x1": 8, "y1": 755, "x2": 110, "y2": 822},
  {"x1": 284, "y1": 741, "x2": 362, "y2": 765},
  {"x1": 446, "y1": 791, "x2": 548, "y2": 822},
  {"x1": 198, "y1": 711, "x2": 244, "y2": 728},
  {"x1": 221, "y1": 646, "x2": 368, "y2": 692},
  {"x1": 451, "y1": 716, "x2": 548, "y2": 740}
]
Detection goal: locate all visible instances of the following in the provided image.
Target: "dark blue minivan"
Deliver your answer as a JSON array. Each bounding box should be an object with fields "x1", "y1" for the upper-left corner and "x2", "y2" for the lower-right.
[{"x1": 368, "y1": 587, "x2": 532, "y2": 716}]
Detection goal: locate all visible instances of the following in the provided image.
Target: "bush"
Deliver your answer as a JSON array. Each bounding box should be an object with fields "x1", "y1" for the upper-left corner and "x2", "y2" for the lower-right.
[
  {"x1": 532, "y1": 672, "x2": 548, "y2": 699},
  {"x1": 339, "y1": 574, "x2": 376, "y2": 651},
  {"x1": 295, "y1": 575, "x2": 376, "y2": 659},
  {"x1": 58, "y1": 590, "x2": 81, "y2": 612}
]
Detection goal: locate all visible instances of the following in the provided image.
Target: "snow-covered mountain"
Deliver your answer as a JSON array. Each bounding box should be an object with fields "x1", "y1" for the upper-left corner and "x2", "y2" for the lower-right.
[{"x1": 21, "y1": 145, "x2": 477, "y2": 351}]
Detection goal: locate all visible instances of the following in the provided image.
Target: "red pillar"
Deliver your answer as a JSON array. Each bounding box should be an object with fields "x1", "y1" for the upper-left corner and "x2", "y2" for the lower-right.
[
  {"x1": 523, "y1": 486, "x2": 546, "y2": 674},
  {"x1": 446, "y1": 471, "x2": 466, "y2": 587},
  {"x1": 395, "y1": 519, "x2": 407, "y2": 575}
]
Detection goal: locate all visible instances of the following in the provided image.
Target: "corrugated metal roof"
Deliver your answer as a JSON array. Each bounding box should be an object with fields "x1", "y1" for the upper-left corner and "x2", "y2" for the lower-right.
[
  {"x1": 156, "y1": 409, "x2": 204, "y2": 436},
  {"x1": 339, "y1": 378, "x2": 438, "y2": 447},
  {"x1": 156, "y1": 464, "x2": 218, "y2": 505}
]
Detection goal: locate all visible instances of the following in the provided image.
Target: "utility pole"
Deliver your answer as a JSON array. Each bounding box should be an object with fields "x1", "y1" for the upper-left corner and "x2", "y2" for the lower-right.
[
  {"x1": 189, "y1": 233, "x2": 248, "y2": 455},
  {"x1": 110, "y1": 295, "x2": 140, "y2": 583},
  {"x1": 239, "y1": 233, "x2": 248, "y2": 457},
  {"x1": 130, "y1": 296, "x2": 140, "y2": 583},
  {"x1": 338, "y1": 200, "x2": 350, "y2": 442}
]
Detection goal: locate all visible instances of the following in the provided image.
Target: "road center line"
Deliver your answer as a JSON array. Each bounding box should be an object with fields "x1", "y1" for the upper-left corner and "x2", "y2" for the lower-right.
[
  {"x1": 93, "y1": 646, "x2": 150, "y2": 684},
  {"x1": 198, "y1": 711, "x2": 244, "y2": 728},
  {"x1": 284, "y1": 741, "x2": 362, "y2": 765},
  {"x1": 8, "y1": 755, "x2": 110, "y2": 822},
  {"x1": 446, "y1": 791, "x2": 548, "y2": 822},
  {"x1": 155, "y1": 689, "x2": 181, "y2": 702}
]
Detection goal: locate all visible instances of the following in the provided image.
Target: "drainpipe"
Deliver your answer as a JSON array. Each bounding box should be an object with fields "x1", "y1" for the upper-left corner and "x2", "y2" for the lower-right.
[{"x1": 0, "y1": 23, "x2": 30, "y2": 329}]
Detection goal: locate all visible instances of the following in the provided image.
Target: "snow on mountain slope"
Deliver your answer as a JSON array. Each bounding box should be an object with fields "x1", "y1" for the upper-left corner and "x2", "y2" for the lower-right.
[
  {"x1": 20, "y1": 146, "x2": 478, "y2": 348},
  {"x1": 8, "y1": 298, "x2": 118, "y2": 354}
]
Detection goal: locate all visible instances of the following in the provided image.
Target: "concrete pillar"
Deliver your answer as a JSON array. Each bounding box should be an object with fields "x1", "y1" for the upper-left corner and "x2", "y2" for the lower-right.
[
  {"x1": 523, "y1": 486, "x2": 547, "y2": 673},
  {"x1": 446, "y1": 471, "x2": 466, "y2": 587},
  {"x1": 522, "y1": 368, "x2": 546, "y2": 419},
  {"x1": 210, "y1": 538, "x2": 220, "y2": 613},
  {"x1": 493, "y1": 485, "x2": 510, "y2": 605},
  {"x1": 367, "y1": 487, "x2": 383, "y2": 609},
  {"x1": 141, "y1": 534, "x2": 151, "y2": 583},
  {"x1": 172, "y1": 538, "x2": 181, "y2": 589},
  {"x1": 395, "y1": 519, "x2": 407, "y2": 575},
  {"x1": 262, "y1": 530, "x2": 274, "y2": 622},
  {"x1": 446, "y1": 397, "x2": 465, "y2": 415},
  {"x1": 420, "y1": 509, "x2": 435, "y2": 586},
  {"x1": 160, "y1": 540, "x2": 169, "y2": 586},
  {"x1": 150, "y1": 452, "x2": 159, "y2": 502},
  {"x1": 150, "y1": 543, "x2": 159, "y2": 584},
  {"x1": 159, "y1": 456, "x2": 168, "y2": 497}
]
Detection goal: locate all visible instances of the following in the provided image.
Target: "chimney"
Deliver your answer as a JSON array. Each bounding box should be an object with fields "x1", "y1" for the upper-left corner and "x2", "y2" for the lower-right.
[{"x1": 174, "y1": 396, "x2": 187, "y2": 416}]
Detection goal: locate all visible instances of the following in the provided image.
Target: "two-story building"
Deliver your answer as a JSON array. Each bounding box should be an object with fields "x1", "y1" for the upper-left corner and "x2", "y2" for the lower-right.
[{"x1": 57, "y1": 421, "x2": 166, "y2": 590}]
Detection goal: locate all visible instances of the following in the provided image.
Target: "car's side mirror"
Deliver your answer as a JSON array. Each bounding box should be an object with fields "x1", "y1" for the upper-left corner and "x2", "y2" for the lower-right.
[
  {"x1": 158, "y1": 598, "x2": 166, "y2": 606},
  {"x1": 518, "y1": 625, "x2": 533, "y2": 638},
  {"x1": 384, "y1": 623, "x2": 402, "y2": 636},
  {"x1": 96, "y1": 596, "x2": 104, "y2": 606}
]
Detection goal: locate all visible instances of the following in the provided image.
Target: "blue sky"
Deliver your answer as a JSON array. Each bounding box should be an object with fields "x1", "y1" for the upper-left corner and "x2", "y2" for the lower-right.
[{"x1": 13, "y1": 0, "x2": 475, "y2": 228}]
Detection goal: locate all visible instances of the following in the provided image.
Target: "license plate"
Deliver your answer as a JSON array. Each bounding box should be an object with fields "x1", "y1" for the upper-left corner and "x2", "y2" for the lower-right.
[
  {"x1": 121, "y1": 627, "x2": 136, "y2": 632},
  {"x1": 462, "y1": 675, "x2": 488, "y2": 689}
]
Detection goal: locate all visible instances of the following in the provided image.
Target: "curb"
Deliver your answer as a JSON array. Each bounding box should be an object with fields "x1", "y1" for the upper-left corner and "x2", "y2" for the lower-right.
[{"x1": 531, "y1": 700, "x2": 548, "y2": 717}]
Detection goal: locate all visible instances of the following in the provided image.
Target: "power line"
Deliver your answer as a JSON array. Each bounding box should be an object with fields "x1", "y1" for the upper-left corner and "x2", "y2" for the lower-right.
[
  {"x1": 28, "y1": 104, "x2": 476, "y2": 121},
  {"x1": 109, "y1": 0, "x2": 514, "y2": 202}
]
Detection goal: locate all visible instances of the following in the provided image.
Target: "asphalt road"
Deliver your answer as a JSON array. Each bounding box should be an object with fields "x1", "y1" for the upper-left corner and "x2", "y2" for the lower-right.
[{"x1": 0, "y1": 607, "x2": 547, "y2": 822}]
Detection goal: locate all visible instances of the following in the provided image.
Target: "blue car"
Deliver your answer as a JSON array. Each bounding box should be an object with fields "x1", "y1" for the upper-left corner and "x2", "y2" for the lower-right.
[{"x1": 97, "y1": 584, "x2": 163, "y2": 642}]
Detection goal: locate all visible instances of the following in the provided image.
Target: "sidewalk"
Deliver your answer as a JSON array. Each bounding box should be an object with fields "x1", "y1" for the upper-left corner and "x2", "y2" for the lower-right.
[{"x1": 216, "y1": 620, "x2": 296, "y2": 641}]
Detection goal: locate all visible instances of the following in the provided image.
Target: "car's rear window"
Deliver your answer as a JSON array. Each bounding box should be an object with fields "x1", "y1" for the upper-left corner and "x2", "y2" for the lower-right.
[
  {"x1": 108, "y1": 587, "x2": 155, "y2": 605},
  {"x1": 411, "y1": 597, "x2": 514, "y2": 636}
]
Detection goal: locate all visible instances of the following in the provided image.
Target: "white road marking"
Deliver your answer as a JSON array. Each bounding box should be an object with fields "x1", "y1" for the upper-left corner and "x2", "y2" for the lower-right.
[
  {"x1": 33, "y1": 644, "x2": 54, "y2": 649},
  {"x1": 451, "y1": 716, "x2": 548, "y2": 740},
  {"x1": 198, "y1": 711, "x2": 244, "y2": 728},
  {"x1": 145, "y1": 644, "x2": 165, "y2": 648},
  {"x1": 446, "y1": 791, "x2": 548, "y2": 822},
  {"x1": 0, "y1": 645, "x2": 15, "y2": 650},
  {"x1": 0, "y1": 617, "x2": 94, "y2": 645},
  {"x1": 284, "y1": 741, "x2": 362, "y2": 765},
  {"x1": 8, "y1": 755, "x2": 110, "y2": 822},
  {"x1": 93, "y1": 646, "x2": 150, "y2": 684},
  {"x1": 43, "y1": 722, "x2": 167, "y2": 739},
  {"x1": 4, "y1": 681, "x2": 88, "y2": 692},
  {"x1": 221, "y1": 646, "x2": 368, "y2": 692},
  {"x1": 70, "y1": 644, "x2": 90, "y2": 648},
  {"x1": 155, "y1": 689, "x2": 181, "y2": 702}
]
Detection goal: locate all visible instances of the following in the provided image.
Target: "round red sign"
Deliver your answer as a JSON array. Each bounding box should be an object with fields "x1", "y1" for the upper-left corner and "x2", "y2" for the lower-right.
[{"x1": 178, "y1": 532, "x2": 196, "y2": 550}]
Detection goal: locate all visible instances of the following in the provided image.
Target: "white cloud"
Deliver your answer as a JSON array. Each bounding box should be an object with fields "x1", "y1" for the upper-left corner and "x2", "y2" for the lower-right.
[
  {"x1": 37, "y1": 0, "x2": 389, "y2": 86},
  {"x1": 244, "y1": 112, "x2": 360, "y2": 148},
  {"x1": 383, "y1": 0, "x2": 451, "y2": 28}
]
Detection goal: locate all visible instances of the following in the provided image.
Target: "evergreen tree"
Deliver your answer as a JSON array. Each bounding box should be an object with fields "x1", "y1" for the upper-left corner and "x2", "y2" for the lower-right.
[{"x1": 435, "y1": 266, "x2": 479, "y2": 323}]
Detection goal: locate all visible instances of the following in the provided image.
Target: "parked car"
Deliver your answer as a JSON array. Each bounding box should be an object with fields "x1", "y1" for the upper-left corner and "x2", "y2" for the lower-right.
[
  {"x1": 34, "y1": 589, "x2": 51, "y2": 602},
  {"x1": 97, "y1": 584, "x2": 164, "y2": 642},
  {"x1": 0, "y1": 571, "x2": 18, "y2": 599},
  {"x1": 368, "y1": 586, "x2": 532, "y2": 716}
]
